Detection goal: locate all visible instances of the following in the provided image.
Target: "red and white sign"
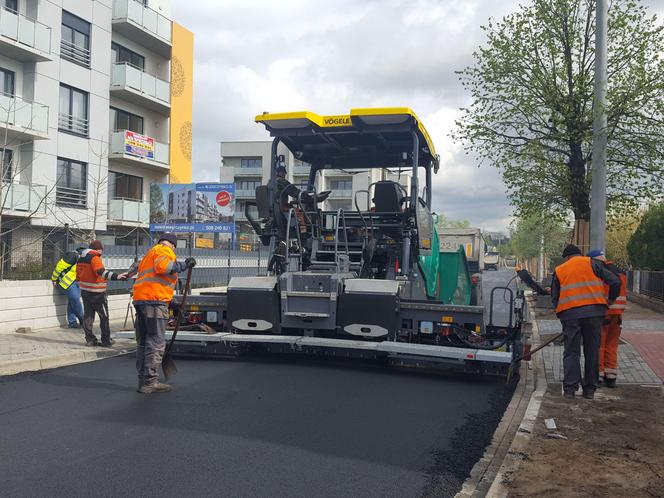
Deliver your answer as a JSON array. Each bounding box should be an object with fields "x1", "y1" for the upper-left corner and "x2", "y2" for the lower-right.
[{"x1": 216, "y1": 191, "x2": 231, "y2": 207}]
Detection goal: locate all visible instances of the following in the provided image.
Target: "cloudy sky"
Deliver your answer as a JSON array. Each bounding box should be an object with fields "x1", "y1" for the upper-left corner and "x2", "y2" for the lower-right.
[{"x1": 171, "y1": 0, "x2": 664, "y2": 233}]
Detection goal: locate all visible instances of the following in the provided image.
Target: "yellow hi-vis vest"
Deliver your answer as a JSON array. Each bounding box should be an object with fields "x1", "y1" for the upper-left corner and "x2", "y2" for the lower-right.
[{"x1": 51, "y1": 258, "x2": 77, "y2": 290}]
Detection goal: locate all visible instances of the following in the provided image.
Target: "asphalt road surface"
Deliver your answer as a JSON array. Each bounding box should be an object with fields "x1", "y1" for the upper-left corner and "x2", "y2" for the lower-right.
[{"x1": 1, "y1": 270, "x2": 518, "y2": 498}]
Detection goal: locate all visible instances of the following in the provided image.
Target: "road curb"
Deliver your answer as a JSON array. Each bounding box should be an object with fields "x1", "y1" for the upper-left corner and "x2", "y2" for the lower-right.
[
  {"x1": 484, "y1": 314, "x2": 547, "y2": 498},
  {"x1": 455, "y1": 302, "x2": 537, "y2": 498},
  {"x1": 0, "y1": 347, "x2": 135, "y2": 376}
]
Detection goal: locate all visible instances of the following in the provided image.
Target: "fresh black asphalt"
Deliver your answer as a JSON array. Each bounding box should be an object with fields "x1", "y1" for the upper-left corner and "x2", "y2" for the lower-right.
[{"x1": 1, "y1": 270, "x2": 517, "y2": 497}]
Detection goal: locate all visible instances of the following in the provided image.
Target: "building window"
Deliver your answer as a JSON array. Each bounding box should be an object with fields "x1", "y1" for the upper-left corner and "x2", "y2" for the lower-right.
[
  {"x1": 0, "y1": 67, "x2": 15, "y2": 95},
  {"x1": 3, "y1": 0, "x2": 17, "y2": 12},
  {"x1": 56, "y1": 158, "x2": 87, "y2": 208},
  {"x1": 240, "y1": 158, "x2": 261, "y2": 169},
  {"x1": 109, "y1": 171, "x2": 143, "y2": 201},
  {"x1": 237, "y1": 179, "x2": 261, "y2": 191},
  {"x1": 111, "y1": 42, "x2": 145, "y2": 70},
  {"x1": 110, "y1": 107, "x2": 144, "y2": 134},
  {"x1": 329, "y1": 179, "x2": 352, "y2": 190},
  {"x1": 1, "y1": 148, "x2": 13, "y2": 182},
  {"x1": 58, "y1": 85, "x2": 88, "y2": 136},
  {"x1": 61, "y1": 11, "x2": 91, "y2": 68}
]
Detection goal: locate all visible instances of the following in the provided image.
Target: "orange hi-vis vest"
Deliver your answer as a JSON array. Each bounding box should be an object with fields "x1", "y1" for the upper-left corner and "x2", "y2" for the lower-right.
[
  {"x1": 132, "y1": 244, "x2": 178, "y2": 303},
  {"x1": 606, "y1": 269, "x2": 627, "y2": 316},
  {"x1": 555, "y1": 256, "x2": 607, "y2": 313},
  {"x1": 77, "y1": 250, "x2": 109, "y2": 293}
]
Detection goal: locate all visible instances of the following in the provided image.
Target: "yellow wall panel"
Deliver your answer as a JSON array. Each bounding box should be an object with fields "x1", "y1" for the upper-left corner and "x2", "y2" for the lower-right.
[{"x1": 169, "y1": 22, "x2": 193, "y2": 184}]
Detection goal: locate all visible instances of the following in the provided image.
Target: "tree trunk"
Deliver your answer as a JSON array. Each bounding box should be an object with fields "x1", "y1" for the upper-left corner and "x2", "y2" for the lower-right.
[{"x1": 567, "y1": 142, "x2": 591, "y2": 221}]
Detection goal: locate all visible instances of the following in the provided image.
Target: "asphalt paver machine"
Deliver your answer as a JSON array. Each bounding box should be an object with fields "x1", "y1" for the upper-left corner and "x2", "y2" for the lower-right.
[{"x1": 161, "y1": 109, "x2": 525, "y2": 376}]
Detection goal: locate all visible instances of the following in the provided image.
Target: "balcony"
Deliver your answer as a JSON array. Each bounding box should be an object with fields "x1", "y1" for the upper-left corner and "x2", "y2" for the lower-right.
[
  {"x1": 329, "y1": 189, "x2": 353, "y2": 199},
  {"x1": 234, "y1": 167, "x2": 262, "y2": 177},
  {"x1": 0, "y1": 182, "x2": 46, "y2": 216},
  {"x1": 109, "y1": 130, "x2": 169, "y2": 172},
  {"x1": 0, "y1": 93, "x2": 49, "y2": 141},
  {"x1": 110, "y1": 62, "x2": 170, "y2": 115},
  {"x1": 0, "y1": 6, "x2": 52, "y2": 62},
  {"x1": 60, "y1": 39, "x2": 90, "y2": 67},
  {"x1": 112, "y1": 0, "x2": 172, "y2": 57},
  {"x1": 292, "y1": 165, "x2": 310, "y2": 175},
  {"x1": 235, "y1": 189, "x2": 256, "y2": 199},
  {"x1": 107, "y1": 197, "x2": 149, "y2": 225}
]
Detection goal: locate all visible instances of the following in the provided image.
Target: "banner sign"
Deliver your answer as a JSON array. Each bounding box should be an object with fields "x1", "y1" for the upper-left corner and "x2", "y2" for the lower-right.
[
  {"x1": 125, "y1": 130, "x2": 155, "y2": 159},
  {"x1": 149, "y1": 183, "x2": 235, "y2": 233}
]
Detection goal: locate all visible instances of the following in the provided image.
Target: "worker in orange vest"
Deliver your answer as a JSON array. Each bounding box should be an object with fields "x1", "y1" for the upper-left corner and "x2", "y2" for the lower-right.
[
  {"x1": 129, "y1": 233, "x2": 195, "y2": 394},
  {"x1": 77, "y1": 240, "x2": 127, "y2": 347},
  {"x1": 588, "y1": 249, "x2": 627, "y2": 388},
  {"x1": 550, "y1": 245, "x2": 621, "y2": 400}
]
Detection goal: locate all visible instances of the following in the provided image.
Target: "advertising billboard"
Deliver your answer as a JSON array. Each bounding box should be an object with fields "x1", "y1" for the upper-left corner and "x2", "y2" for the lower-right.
[
  {"x1": 124, "y1": 130, "x2": 154, "y2": 159},
  {"x1": 149, "y1": 183, "x2": 235, "y2": 233}
]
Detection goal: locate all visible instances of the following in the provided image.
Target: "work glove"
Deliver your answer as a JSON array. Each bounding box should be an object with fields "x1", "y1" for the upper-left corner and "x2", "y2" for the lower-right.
[
  {"x1": 171, "y1": 261, "x2": 188, "y2": 273},
  {"x1": 185, "y1": 257, "x2": 197, "y2": 268}
]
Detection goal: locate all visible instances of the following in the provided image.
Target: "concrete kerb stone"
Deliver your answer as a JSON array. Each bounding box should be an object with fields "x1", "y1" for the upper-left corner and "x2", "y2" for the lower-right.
[
  {"x1": 455, "y1": 297, "x2": 537, "y2": 498},
  {"x1": 0, "y1": 347, "x2": 135, "y2": 377},
  {"x1": 484, "y1": 312, "x2": 548, "y2": 498}
]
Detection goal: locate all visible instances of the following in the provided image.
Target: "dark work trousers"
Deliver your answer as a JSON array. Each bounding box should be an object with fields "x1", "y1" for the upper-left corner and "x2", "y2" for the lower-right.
[
  {"x1": 561, "y1": 316, "x2": 603, "y2": 394},
  {"x1": 134, "y1": 303, "x2": 168, "y2": 387},
  {"x1": 81, "y1": 290, "x2": 111, "y2": 342}
]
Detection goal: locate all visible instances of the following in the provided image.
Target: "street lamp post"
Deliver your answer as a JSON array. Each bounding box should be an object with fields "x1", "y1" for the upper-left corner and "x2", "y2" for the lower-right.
[{"x1": 590, "y1": 0, "x2": 608, "y2": 252}]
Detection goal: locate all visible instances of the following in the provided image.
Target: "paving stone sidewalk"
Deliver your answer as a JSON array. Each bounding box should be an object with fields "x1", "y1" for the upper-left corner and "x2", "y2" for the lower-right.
[
  {"x1": 537, "y1": 301, "x2": 664, "y2": 385},
  {"x1": 0, "y1": 321, "x2": 135, "y2": 376}
]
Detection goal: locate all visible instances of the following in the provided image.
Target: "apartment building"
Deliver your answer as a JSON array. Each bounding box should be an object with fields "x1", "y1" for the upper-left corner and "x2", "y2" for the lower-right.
[
  {"x1": 0, "y1": 0, "x2": 193, "y2": 272},
  {"x1": 220, "y1": 140, "x2": 412, "y2": 241}
]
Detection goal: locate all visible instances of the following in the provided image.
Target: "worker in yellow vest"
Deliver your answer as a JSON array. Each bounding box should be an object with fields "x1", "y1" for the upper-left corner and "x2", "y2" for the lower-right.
[
  {"x1": 51, "y1": 248, "x2": 84, "y2": 328},
  {"x1": 551, "y1": 245, "x2": 621, "y2": 400}
]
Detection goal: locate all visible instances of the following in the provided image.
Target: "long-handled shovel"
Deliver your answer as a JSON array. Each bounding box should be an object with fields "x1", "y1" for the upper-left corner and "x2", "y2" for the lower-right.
[
  {"x1": 162, "y1": 266, "x2": 193, "y2": 380},
  {"x1": 506, "y1": 332, "x2": 563, "y2": 384}
]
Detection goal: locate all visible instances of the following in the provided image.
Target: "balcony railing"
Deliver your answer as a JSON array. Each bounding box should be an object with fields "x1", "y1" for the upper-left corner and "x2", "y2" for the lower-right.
[
  {"x1": 292, "y1": 165, "x2": 310, "y2": 175},
  {"x1": 0, "y1": 92, "x2": 49, "y2": 134},
  {"x1": 111, "y1": 62, "x2": 170, "y2": 105},
  {"x1": 234, "y1": 166, "x2": 262, "y2": 176},
  {"x1": 235, "y1": 189, "x2": 256, "y2": 198},
  {"x1": 329, "y1": 189, "x2": 353, "y2": 198},
  {"x1": 112, "y1": 0, "x2": 172, "y2": 45},
  {"x1": 58, "y1": 113, "x2": 89, "y2": 136},
  {"x1": 108, "y1": 197, "x2": 149, "y2": 224},
  {"x1": 0, "y1": 6, "x2": 52, "y2": 59},
  {"x1": 110, "y1": 130, "x2": 169, "y2": 167},
  {"x1": 55, "y1": 185, "x2": 87, "y2": 209},
  {"x1": 60, "y1": 39, "x2": 90, "y2": 67},
  {"x1": 0, "y1": 182, "x2": 46, "y2": 214}
]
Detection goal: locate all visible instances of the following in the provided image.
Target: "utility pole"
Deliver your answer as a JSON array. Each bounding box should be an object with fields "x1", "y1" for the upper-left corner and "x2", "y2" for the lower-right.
[{"x1": 590, "y1": 0, "x2": 608, "y2": 252}]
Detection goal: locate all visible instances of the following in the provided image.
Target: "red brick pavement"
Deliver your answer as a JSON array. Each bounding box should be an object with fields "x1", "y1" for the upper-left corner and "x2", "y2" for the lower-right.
[{"x1": 622, "y1": 331, "x2": 664, "y2": 381}]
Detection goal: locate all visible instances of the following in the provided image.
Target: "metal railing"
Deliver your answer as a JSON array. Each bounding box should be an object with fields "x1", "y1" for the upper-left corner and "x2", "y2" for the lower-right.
[
  {"x1": 0, "y1": 92, "x2": 49, "y2": 134},
  {"x1": 112, "y1": 0, "x2": 172, "y2": 44},
  {"x1": 0, "y1": 5, "x2": 52, "y2": 56},
  {"x1": 628, "y1": 270, "x2": 664, "y2": 302},
  {"x1": 58, "y1": 113, "x2": 89, "y2": 136},
  {"x1": 110, "y1": 62, "x2": 170, "y2": 104},
  {"x1": 55, "y1": 185, "x2": 87, "y2": 208},
  {"x1": 0, "y1": 182, "x2": 46, "y2": 214},
  {"x1": 60, "y1": 39, "x2": 90, "y2": 67},
  {"x1": 235, "y1": 189, "x2": 256, "y2": 198},
  {"x1": 234, "y1": 166, "x2": 263, "y2": 176},
  {"x1": 329, "y1": 189, "x2": 353, "y2": 198}
]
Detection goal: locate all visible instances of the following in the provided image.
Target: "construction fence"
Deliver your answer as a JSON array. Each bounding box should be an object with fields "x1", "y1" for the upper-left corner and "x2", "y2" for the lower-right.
[{"x1": 627, "y1": 270, "x2": 664, "y2": 303}]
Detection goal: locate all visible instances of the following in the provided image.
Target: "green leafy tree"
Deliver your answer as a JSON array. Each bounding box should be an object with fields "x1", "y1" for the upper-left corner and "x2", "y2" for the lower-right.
[
  {"x1": 510, "y1": 214, "x2": 569, "y2": 260},
  {"x1": 435, "y1": 214, "x2": 471, "y2": 229},
  {"x1": 627, "y1": 203, "x2": 664, "y2": 269},
  {"x1": 606, "y1": 211, "x2": 641, "y2": 268},
  {"x1": 454, "y1": 0, "x2": 664, "y2": 224}
]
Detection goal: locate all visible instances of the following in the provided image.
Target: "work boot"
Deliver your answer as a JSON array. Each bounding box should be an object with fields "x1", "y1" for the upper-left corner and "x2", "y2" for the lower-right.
[
  {"x1": 563, "y1": 391, "x2": 575, "y2": 399},
  {"x1": 582, "y1": 390, "x2": 595, "y2": 400},
  {"x1": 85, "y1": 337, "x2": 99, "y2": 347},
  {"x1": 99, "y1": 338, "x2": 116, "y2": 348},
  {"x1": 605, "y1": 378, "x2": 617, "y2": 388},
  {"x1": 137, "y1": 383, "x2": 172, "y2": 394}
]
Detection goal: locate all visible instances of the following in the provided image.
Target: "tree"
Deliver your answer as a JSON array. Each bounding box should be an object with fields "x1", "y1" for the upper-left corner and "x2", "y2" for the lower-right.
[
  {"x1": 454, "y1": 0, "x2": 664, "y2": 226},
  {"x1": 606, "y1": 211, "x2": 641, "y2": 268},
  {"x1": 435, "y1": 213, "x2": 471, "y2": 229},
  {"x1": 150, "y1": 183, "x2": 166, "y2": 223},
  {"x1": 509, "y1": 214, "x2": 569, "y2": 260},
  {"x1": 627, "y1": 203, "x2": 664, "y2": 270}
]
